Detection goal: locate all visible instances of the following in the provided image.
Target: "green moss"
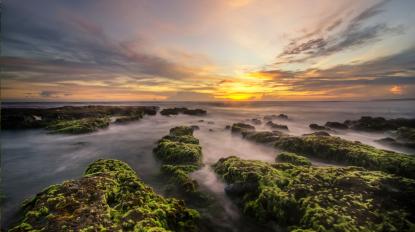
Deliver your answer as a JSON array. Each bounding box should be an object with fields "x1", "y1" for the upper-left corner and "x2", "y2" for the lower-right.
[
  {"x1": 213, "y1": 156, "x2": 415, "y2": 232},
  {"x1": 46, "y1": 117, "x2": 111, "y2": 134},
  {"x1": 9, "y1": 159, "x2": 199, "y2": 232},
  {"x1": 243, "y1": 131, "x2": 285, "y2": 143},
  {"x1": 277, "y1": 152, "x2": 311, "y2": 166},
  {"x1": 160, "y1": 135, "x2": 199, "y2": 144},
  {"x1": 154, "y1": 140, "x2": 202, "y2": 165},
  {"x1": 232, "y1": 128, "x2": 415, "y2": 179},
  {"x1": 153, "y1": 126, "x2": 204, "y2": 199},
  {"x1": 273, "y1": 135, "x2": 415, "y2": 179},
  {"x1": 2, "y1": 105, "x2": 158, "y2": 132}
]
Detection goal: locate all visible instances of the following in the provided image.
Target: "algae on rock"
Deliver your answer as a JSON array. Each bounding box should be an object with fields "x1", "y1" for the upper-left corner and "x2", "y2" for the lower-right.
[
  {"x1": 46, "y1": 117, "x2": 110, "y2": 134},
  {"x1": 232, "y1": 127, "x2": 415, "y2": 179},
  {"x1": 153, "y1": 126, "x2": 204, "y2": 198},
  {"x1": 9, "y1": 159, "x2": 199, "y2": 232},
  {"x1": 277, "y1": 152, "x2": 311, "y2": 166},
  {"x1": 213, "y1": 156, "x2": 415, "y2": 232}
]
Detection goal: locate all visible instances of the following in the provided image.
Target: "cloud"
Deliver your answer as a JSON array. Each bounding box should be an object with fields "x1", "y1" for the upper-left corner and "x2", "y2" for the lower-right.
[
  {"x1": 39, "y1": 90, "x2": 72, "y2": 98},
  {"x1": 166, "y1": 91, "x2": 216, "y2": 101},
  {"x1": 275, "y1": 0, "x2": 403, "y2": 64},
  {"x1": 1, "y1": 2, "x2": 209, "y2": 84},
  {"x1": 258, "y1": 46, "x2": 415, "y2": 99}
]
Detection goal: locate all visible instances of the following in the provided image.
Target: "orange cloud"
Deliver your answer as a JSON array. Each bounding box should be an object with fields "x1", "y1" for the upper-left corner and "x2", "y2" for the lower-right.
[{"x1": 389, "y1": 85, "x2": 403, "y2": 95}]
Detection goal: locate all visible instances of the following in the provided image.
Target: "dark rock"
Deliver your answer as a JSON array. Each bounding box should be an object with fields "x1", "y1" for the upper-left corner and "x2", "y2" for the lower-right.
[
  {"x1": 231, "y1": 123, "x2": 255, "y2": 134},
  {"x1": 325, "y1": 121, "x2": 348, "y2": 129},
  {"x1": 266, "y1": 121, "x2": 288, "y2": 130},
  {"x1": 190, "y1": 125, "x2": 200, "y2": 130},
  {"x1": 277, "y1": 114, "x2": 289, "y2": 120},
  {"x1": 1, "y1": 106, "x2": 158, "y2": 132},
  {"x1": 251, "y1": 118, "x2": 262, "y2": 125},
  {"x1": 303, "y1": 131, "x2": 331, "y2": 136},
  {"x1": 309, "y1": 123, "x2": 331, "y2": 131},
  {"x1": 344, "y1": 116, "x2": 415, "y2": 131},
  {"x1": 160, "y1": 107, "x2": 207, "y2": 116}
]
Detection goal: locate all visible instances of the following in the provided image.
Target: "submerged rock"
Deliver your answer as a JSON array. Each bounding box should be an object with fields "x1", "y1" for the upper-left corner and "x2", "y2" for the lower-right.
[
  {"x1": 190, "y1": 125, "x2": 200, "y2": 130},
  {"x1": 309, "y1": 123, "x2": 331, "y2": 131},
  {"x1": 243, "y1": 131, "x2": 285, "y2": 144},
  {"x1": 213, "y1": 156, "x2": 415, "y2": 232},
  {"x1": 160, "y1": 107, "x2": 207, "y2": 116},
  {"x1": 266, "y1": 121, "x2": 289, "y2": 130},
  {"x1": 396, "y1": 127, "x2": 415, "y2": 142},
  {"x1": 251, "y1": 118, "x2": 262, "y2": 125},
  {"x1": 303, "y1": 131, "x2": 331, "y2": 136},
  {"x1": 276, "y1": 152, "x2": 311, "y2": 166},
  {"x1": 344, "y1": 116, "x2": 415, "y2": 131},
  {"x1": 264, "y1": 114, "x2": 289, "y2": 121},
  {"x1": 231, "y1": 123, "x2": 255, "y2": 134},
  {"x1": 114, "y1": 114, "x2": 143, "y2": 124},
  {"x1": 325, "y1": 121, "x2": 348, "y2": 129},
  {"x1": 9, "y1": 159, "x2": 199, "y2": 232}
]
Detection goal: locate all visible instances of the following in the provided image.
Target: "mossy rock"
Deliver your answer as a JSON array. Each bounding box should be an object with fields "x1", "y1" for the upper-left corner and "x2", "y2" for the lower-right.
[
  {"x1": 154, "y1": 126, "x2": 204, "y2": 199},
  {"x1": 243, "y1": 131, "x2": 285, "y2": 144},
  {"x1": 231, "y1": 123, "x2": 255, "y2": 134},
  {"x1": 213, "y1": 156, "x2": 415, "y2": 232},
  {"x1": 9, "y1": 159, "x2": 199, "y2": 232},
  {"x1": 277, "y1": 152, "x2": 311, "y2": 166},
  {"x1": 46, "y1": 117, "x2": 111, "y2": 134},
  {"x1": 266, "y1": 121, "x2": 289, "y2": 130},
  {"x1": 273, "y1": 135, "x2": 415, "y2": 179},
  {"x1": 345, "y1": 116, "x2": 415, "y2": 131},
  {"x1": 169, "y1": 126, "x2": 194, "y2": 137},
  {"x1": 309, "y1": 123, "x2": 331, "y2": 131},
  {"x1": 154, "y1": 140, "x2": 202, "y2": 165},
  {"x1": 2, "y1": 106, "x2": 158, "y2": 130}
]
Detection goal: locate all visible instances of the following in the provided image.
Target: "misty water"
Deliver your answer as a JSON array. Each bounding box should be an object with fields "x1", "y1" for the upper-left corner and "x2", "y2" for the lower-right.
[{"x1": 2, "y1": 100, "x2": 415, "y2": 231}]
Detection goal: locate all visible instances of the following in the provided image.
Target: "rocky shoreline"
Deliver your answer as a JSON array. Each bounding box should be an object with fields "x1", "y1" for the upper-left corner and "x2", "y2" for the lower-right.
[{"x1": 3, "y1": 107, "x2": 415, "y2": 231}]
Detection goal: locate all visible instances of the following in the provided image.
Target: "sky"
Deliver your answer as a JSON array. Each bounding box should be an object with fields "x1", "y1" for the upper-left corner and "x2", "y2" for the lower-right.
[{"x1": 1, "y1": 0, "x2": 415, "y2": 101}]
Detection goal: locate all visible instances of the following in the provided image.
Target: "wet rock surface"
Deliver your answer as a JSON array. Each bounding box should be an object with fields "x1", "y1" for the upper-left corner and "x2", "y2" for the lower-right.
[
  {"x1": 1, "y1": 106, "x2": 158, "y2": 133},
  {"x1": 344, "y1": 116, "x2": 415, "y2": 131},
  {"x1": 213, "y1": 156, "x2": 415, "y2": 232},
  {"x1": 325, "y1": 121, "x2": 348, "y2": 129},
  {"x1": 231, "y1": 123, "x2": 255, "y2": 134},
  {"x1": 266, "y1": 121, "x2": 289, "y2": 130},
  {"x1": 309, "y1": 123, "x2": 331, "y2": 131},
  {"x1": 9, "y1": 159, "x2": 199, "y2": 232},
  {"x1": 232, "y1": 128, "x2": 415, "y2": 179},
  {"x1": 160, "y1": 107, "x2": 207, "y2": 116}
]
